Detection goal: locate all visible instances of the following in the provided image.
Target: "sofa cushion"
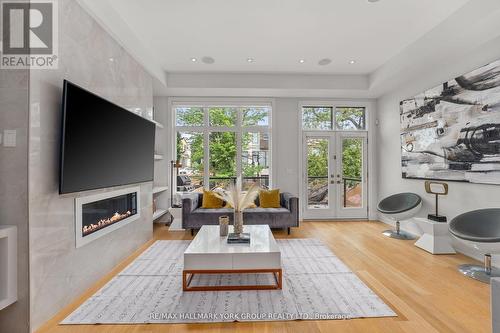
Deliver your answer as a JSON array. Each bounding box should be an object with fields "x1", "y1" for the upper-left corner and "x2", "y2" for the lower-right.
[
  {"x1": 244, "y1": 207, "x2": 290, "y2": 214},
  {"x1": 201, "y1": 190, "x2": 224, "y2": 209},
  {"x1": 193, "y1": 208, "x2": 234, "y2": 214},
  {"x1": 259, "y1": 189, "x2": 281, "y2": 208}
]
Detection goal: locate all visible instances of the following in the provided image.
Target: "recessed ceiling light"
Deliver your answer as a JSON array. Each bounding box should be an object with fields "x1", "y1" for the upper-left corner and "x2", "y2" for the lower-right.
[
  {"x1": 190, "y1": 58, "x2": 197, "y2": 62},
  {"x1": 247, "y1": 58, "x2": 254, "y2": 63},
  {"x1": 367, "y1": 0, "x2": 380, "y2": 3},
  {"x1": 318, "y1": 58, "x2": 332, "y2": 66},
  {"x1": 202, "y1": 56, "x2": 215, "y2": 64},
  {"x1": 299, "y1": 59, "x2": 305, "y2": 64},
  {"x1": 109, "y1": 57, "x2": 114, "y2": 62},
  {"x1": 349, "y1": 60, "x2": 356, "y2": 64}
]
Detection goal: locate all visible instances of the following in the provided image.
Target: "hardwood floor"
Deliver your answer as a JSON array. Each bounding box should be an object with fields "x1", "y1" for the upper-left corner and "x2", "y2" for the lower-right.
[{"x1": 37, "y1": 221, "x2": 491, "y2": 333}]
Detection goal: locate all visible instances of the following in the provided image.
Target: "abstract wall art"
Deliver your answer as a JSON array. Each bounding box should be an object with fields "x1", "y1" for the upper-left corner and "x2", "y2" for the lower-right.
[{"x1": 400, "y1": 59, "x2": 500, "y2": 185}]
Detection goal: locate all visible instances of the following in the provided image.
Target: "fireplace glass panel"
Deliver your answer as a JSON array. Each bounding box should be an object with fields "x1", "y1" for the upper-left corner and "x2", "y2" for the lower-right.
[{"x1": 81, "y1": 192, "x2": 137, "y2": 237}]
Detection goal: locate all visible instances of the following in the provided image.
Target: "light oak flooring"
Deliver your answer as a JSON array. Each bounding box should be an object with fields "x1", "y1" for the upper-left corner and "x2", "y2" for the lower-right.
[{"x1": 37, "y1": 221, "x2": 491, "y2": 333}]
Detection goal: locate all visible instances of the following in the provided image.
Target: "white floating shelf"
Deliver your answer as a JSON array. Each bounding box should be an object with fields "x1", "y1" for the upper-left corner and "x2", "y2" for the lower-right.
[
  {"x1": 154, "y1": 154, "x2": 163, "y2": 160},
  {"x1": 153, "y1": 209, "x2": 168, "y2": 220},
  {"x1": 153, "y1": 186, "x2": 168, "y2": 194},
  {"x1": 0, "y1": 225, "x2": 17, "y2": 311},
  {"x1": 152, "y1": 120, "x2": 164, "y2": 129}
]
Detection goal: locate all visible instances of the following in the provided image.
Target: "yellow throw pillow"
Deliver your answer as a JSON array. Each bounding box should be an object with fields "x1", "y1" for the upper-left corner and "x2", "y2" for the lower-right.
[
  {"x1": 259, "y1": 189, "x2": 281, "y2": 208},
  {"x1": 202, "y1": 190, "x2": 224, "y2": 209}
]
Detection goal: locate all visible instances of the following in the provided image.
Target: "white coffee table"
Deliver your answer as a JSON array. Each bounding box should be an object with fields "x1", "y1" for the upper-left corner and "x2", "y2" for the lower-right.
[{"x1": 183, "y1": 225, "x2": 282, "y2": 291}]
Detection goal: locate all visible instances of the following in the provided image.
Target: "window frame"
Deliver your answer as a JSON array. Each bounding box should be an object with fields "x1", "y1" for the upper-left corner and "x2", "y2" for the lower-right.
[
  {"x1": 301, "y1": 104, "x2": 367, "y2": 131},
  {"x1": 171, "y1": 99, "x2": 273, "y2": 191},
  {"x1": 297, "y1": 100, "x2": 375, "y2": 220}
]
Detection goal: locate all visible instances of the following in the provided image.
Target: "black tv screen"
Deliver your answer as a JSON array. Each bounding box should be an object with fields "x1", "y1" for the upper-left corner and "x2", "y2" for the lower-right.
[{"x1": 59, "y1": 80, "x2": 155, "y2": 194}]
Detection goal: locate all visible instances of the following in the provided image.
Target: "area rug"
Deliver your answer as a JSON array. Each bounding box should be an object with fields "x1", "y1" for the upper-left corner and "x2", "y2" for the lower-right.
[{"x1": 61, "y1": 239, "x2": 396, "y2": 324}]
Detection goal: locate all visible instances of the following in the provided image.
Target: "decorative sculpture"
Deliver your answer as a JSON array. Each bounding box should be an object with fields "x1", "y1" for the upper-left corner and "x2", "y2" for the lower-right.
[{"x1": 424, "y1": 181, "x2": 448, "y2": 222}]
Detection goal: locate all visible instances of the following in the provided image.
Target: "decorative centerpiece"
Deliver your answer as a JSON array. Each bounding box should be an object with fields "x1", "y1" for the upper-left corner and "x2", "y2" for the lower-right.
[{"x1": 215, "y1": 177, "x2": 259, "y2": 244}]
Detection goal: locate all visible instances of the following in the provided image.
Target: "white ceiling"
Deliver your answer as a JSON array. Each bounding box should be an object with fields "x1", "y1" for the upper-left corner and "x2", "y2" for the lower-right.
[{"x1": 105, "y1": 0, "x2": 469, "y2": 75}]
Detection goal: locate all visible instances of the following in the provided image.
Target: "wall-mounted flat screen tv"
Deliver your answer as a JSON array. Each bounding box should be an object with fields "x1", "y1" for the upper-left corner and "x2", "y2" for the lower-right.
[{"x1": 59, "y1": 80, "x2": 155, "y2": 194}]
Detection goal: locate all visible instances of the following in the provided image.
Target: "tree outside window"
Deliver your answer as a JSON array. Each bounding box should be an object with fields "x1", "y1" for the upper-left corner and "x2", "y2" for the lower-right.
[{"x1": 175, "y1": 105, "x2": 270, "y2": 191}]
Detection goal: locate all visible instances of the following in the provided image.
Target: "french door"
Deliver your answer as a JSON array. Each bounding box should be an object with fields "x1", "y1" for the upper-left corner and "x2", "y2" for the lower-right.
[{"x1": 302, "y1": 132, "x2": 367, "y2": 220}]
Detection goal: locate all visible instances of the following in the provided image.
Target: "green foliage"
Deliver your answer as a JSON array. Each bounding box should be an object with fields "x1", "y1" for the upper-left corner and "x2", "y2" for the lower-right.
[
  {"x1": 176, "y1": 107, "x2": 203, "y2": 126},
  {"x1": 176, "y1": 107, "x2": 269, "y2": 180},
  {"x1": 209, "y1": 107, "x2": 236, "y2": 126},
  {"x1": 243, "y1": 164, "x2": 265, "y2": 177},
  {"x1": 177, "y1": 132, "x2": 204, "y2": 174},
  {"x1": 209, "y1": 132, "x2": 236, "y2": 177},
  {"x1": 342, "y1": 138, "x2": 362, "y2": 179},
  {"x1": 307, "y1": 139, "x2": 328, "y2": 177},
  {"x1": 306, "y1": 138, "x2": 362, "y2": 181},
  {"x1": 336, "y1": 108, "x2": 365, "y2": 130},
  {"x1": 243, "y1": 107, "x2": 268, "y2": 126},
  {"x1": 302, "y1": 107, "x2": 332, "y2": 130}
]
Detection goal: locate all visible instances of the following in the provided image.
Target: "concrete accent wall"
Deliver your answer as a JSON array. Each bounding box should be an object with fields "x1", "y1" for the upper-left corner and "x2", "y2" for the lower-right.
[{"x1": 28, "y1": 0, "x2": 154, "y2": 330}]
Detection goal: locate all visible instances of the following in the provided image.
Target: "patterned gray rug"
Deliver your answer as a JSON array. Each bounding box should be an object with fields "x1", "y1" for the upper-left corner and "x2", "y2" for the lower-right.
[{"x1": 61, "y1": 239, "x2": 396, "y2": 324}]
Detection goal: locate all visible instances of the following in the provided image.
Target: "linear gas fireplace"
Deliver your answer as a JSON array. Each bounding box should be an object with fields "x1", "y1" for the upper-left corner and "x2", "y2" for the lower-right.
[{"x1": 75, "y1": 187, "x2": 141, "y2": 248}]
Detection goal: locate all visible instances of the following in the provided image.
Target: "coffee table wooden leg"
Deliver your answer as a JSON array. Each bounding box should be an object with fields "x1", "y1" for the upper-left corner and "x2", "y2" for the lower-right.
[
  {"x1": 183, "y1": 269, "x2": 282, "y2": 291},
  {"x1": 182, "y1": 270, "x2": 187, "y2": 291},
  {"x1": 183, "y1": 270, "x2": 195, "y2": 291},
  {"x1": 273, "y1": 269, "x2": 282, "y2": 289}
]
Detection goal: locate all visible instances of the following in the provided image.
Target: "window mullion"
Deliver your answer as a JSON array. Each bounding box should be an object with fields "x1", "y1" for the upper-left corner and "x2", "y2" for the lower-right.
[
  {"x1": 236, "y1": 107, "x2": 243, "y2": 183},
  {"x1": 203, "y1": 107, "x2": 210, "y2": 190}
]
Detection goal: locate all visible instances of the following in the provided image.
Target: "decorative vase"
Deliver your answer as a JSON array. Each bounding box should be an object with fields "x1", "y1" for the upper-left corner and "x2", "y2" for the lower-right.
[
  {"x1": 234, "y1": 210, "x2": 244, "y2": 234},
  {"x1": 219, "y1": 215, "x2": 229, "y2": 236}
]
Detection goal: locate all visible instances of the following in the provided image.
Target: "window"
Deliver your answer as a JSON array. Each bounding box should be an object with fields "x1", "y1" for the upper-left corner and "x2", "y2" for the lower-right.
[
  {"x1": 302, "y1": 107, "x2": 333, "y2": 130},
  {"x1": 175, "y1": 107, "x2": 203, "y2": 126},
  {"x1": 242, "y1": 132, "x2": 269, "y2": 190},
  {"x1": 174, "y1": 104, "x2": 271, "y2": 191},
  {"x1": 209, "y1": 107, "x2": 237, "y2": 127},
  {"x1": 243, "y1": 107, "x2": 269, "y2": 126},
  {"x1": 302, "y1": 106, "x2": 365, "y2": 130},
  {"x1": 335, "y1": 107, "x2": 365, "y2": 130},
  {"x1": 209, "y1": 131, "x2": 236, "y2": 189},
  {"x1": 176, "y1": 132, "x2": 204, "y2": 188}
]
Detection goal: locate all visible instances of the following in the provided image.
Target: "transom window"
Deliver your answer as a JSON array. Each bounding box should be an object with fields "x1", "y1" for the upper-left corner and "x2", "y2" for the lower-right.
[
  {"x1": 302, "y1": 106, "x2": 366, "y2": 130},
  {"x1": 174, "y1": 104, "x2": 271, "y2": 191}
]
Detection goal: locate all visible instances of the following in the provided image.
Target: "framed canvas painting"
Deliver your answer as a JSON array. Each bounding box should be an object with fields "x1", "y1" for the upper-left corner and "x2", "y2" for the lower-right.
[{"x1": 400, "y1": 60, "x2": 500, "y2": 185}]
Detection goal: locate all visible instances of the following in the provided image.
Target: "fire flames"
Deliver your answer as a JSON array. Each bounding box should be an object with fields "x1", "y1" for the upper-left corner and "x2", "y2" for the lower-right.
[{"x1": 82, "y1": 211, "x2": 132, "y2": 236}]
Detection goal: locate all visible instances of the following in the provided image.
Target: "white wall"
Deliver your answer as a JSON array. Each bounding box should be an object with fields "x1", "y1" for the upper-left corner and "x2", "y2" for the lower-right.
[
  {"x1": 273, "y1": 98, "x2": 300, "y2": 195},
  {"x1": 376, "y1": 34, "x2": 500, "y2": 264}
]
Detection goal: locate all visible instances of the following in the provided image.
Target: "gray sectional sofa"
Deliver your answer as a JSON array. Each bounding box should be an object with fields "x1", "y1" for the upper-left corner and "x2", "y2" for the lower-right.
[{"x1": 182, "y1": 192, "x2": 299, "y2": 235}]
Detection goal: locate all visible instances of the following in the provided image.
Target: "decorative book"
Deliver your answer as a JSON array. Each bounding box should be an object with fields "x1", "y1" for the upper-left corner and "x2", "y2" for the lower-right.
[{"x1": 227, "y1": 233, "x2": 250, "y2": 244}]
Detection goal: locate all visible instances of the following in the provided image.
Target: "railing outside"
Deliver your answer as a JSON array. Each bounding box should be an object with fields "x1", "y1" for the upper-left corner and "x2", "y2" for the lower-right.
[{"x1": 307, "y1": 176, "x2": 361, "y2": 208}]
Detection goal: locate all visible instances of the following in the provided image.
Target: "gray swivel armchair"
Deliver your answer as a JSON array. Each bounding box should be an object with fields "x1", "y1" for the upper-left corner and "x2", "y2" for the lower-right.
[
  {"x1": 377, "y1": 192, "x2": 422, "y2": 240},
  {"x1": 449, "y1": 209, "x2": 500, "y2": 283}
]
